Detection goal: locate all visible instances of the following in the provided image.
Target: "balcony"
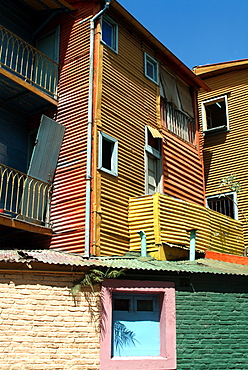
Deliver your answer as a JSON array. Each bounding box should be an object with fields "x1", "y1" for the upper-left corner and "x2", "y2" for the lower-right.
[
  {"x1": 128, "y1": 193, "x2": 244, "y2": 260},
  {"x1": 0, "y1": 25, "x2": 59, "y2": 113},
  {"x1": 0, "y1": 163, "x2": 52, "y2": 235}
]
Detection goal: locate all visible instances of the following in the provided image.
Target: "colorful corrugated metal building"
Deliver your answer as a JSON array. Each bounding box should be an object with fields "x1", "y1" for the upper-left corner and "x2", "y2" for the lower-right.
[
  {"x1": 194, "y1": 59, "x2": 248, "y2": 254},
  {"x1": 0, "y1": 0, "x2": 245, "y2": 260}
]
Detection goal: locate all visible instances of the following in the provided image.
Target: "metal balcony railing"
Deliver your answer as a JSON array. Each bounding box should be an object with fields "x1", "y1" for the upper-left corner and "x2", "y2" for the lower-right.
[
  {"x1": 0, "y1": 25, "x2": 58, "y2": 98},
  {"x1": 0, "y1": 164, "x2": 52, "y2": 226}
]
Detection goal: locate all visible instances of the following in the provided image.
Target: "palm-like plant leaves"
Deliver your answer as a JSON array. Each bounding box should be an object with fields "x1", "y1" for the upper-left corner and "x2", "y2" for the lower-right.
[
  {"x1": 114, "y1": 321, "x2": 140, "y2": 355},
  {"x1": 70, "y1": 268, "x2": 126, "y2": 295}
]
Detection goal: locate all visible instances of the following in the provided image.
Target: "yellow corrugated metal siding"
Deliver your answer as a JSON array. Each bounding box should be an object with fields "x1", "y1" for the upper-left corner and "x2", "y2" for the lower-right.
[
  {"x1": 129, "y1": 194, "x2": 244, "y2": 259},
  {"x1": 94, "y1": 11, "x2": 206, "y2": 256},
  {"x1": 96, "y1": 18, "x2": 159, "y2": 256},
  {"x1": 197, "y1": 68, "x2": 248, "y2": 247}
]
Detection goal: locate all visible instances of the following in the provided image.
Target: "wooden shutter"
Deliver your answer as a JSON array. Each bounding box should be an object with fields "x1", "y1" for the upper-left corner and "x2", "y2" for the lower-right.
[{"x1": 28, "y1": 115, "x2": 65, "y2": 183}]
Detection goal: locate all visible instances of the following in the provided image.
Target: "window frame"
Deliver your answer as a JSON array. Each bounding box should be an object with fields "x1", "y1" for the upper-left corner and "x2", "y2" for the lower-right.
[
  {"x1": 145, "y1": 126, "x2": 162, "y2": 194},
  {"x1": 206, "y1": 192, "x2": 238, "y2": 220},
  {"x1": 98, "y1": 131, "x2": 118, "y2": 177},
  {"x1": 144, "y1": 52, "x2": 158, "y2": 84},
  {"x1": 202, "y1": 95, "x2": 229, "y2": 133},
  {"x1": 100, "y1": 279, "x2": 176, "y2": 370},
  {"x1": 101, "y1": 15, "x2": 118, "y2": 53}
]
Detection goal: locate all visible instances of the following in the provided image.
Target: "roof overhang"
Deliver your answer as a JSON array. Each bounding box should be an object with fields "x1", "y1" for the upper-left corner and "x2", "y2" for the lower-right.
[{"x1": 193, "y1": 58, "x2": 248, "y2": 79}]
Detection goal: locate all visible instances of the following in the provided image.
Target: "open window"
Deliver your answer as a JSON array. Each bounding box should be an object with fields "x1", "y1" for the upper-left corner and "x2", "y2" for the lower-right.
[
  {"x1": 101, "y1": 16, "x2": 118, "y2": 53},
  {"x1": 98, "y1": 132, "x2": 118, "y2": 176},
  {"x1": 100, "y1": 280, "x2": 176, "y2": 370},
  {"x1": 202, "y1": 95, "x2": 229, "y2": 133},
  {"x1": 207, "y1": 192, "x2": 238, "y2": 220},
  {"x1": 144, "y1": 53, "x2": 158, "y2": 84},
  {"x1": 145, "y1": 126, "x2": 162, "y2": 194}
]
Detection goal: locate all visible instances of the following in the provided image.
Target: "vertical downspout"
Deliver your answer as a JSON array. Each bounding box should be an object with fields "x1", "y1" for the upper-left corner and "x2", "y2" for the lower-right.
[
  {"x1": 82, "y1": 1, "x2": 110, "y2": 257},
  {"x1": 188, "y1": 229, "x2": 197, "y2": 261},
  {"x1": 138, "y1": 231, "x2": 147, "y2": 257}
]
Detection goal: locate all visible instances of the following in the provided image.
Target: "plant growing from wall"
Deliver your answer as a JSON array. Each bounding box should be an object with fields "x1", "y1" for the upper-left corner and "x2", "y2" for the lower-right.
[
  {"x1": 219, "y1": 174, "x2": 248, "y2": 255},
  {"x1": 70, "y1": 267, "x2": 126, "y2": 296},
  {"x1": 219, "y1": 174, "x2": 242, "y2": 193}
]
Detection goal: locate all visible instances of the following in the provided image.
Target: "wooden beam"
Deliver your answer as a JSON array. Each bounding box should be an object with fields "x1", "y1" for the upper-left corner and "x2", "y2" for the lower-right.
[
  {"x1": 0, "y1": 68, "x2": 58, "y2": 106},
  {"x1": 0, "y1": 214, "x2": 53, "y2": 236}
]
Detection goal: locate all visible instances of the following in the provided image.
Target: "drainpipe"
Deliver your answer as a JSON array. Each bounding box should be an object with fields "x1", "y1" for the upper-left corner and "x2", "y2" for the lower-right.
[
  {"x1": 187, "y1": 229, "x2": 197, "y2": 261},
  {"x1": 81, "y1": 1, "x2": 110, "y2": 258},
  {"x1": 138, "y1": 231, "x2": 147, "y2": 257}
]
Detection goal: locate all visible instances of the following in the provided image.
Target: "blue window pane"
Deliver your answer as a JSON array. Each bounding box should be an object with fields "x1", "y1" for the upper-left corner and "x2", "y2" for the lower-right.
[
  {"x1": 146, "y1": 61, "x2": 154, "y2": 79},
  {"x1": 112, "y1": 293, "x2": 160, "y2": 357},
  {"x1": 102, "y1": 20, "x2": 113, "y2": 47}
]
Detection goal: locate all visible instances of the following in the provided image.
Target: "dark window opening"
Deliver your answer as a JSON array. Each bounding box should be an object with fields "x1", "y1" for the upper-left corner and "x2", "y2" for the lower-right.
[
  {"x1": 113, "y1": 298, "x2": 130, "y2": 311},
  {"x1": 148, "y1": 130, "x2": 160, "y2": 151},
  {"x1": 102, "y1": 138, "x2": 113, "y2": 171},
  {"x1": 102, "y1": 20, "x2": 113, "y2": 47},
  {"x1": 137, "y1": 299, "x2": 154, "y2": 311},
  {"x1": 146, "y1": 61, "x2": 154, "y2": 80},
  {"x1": 207, "y1": 194, "x2": 235, "y2": 219},
  {"x1": 102, "y1": 17, "x2": 117, "y2": 52},
  {"x1": 205, "y1": 99, "x2": 227, "y2": 130}
]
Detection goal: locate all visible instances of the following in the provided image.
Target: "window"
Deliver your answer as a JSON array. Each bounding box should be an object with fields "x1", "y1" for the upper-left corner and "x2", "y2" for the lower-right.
[
  {"x1": 160, "y1": 68, "x2": 196, "y2": 144},
  {"x1": 100, "y1": 280, "x2": 176, "y2": 370},
  {"x1": 145, "y1": 126, "x2": 162, "y2": 194},
  {"x1": 144, "y1": 53, "x2": 158, "y2": 84},
  {"x1": 207, "y1": 192, "x2": 238, "y2": 220},
  {"x1": 101, "y1": 16, "x2": 118, "y2": 53},
  {"x1": 202, "y1": 95, "x2": 229, "y2": 132},
  {"x1": 98, "y1": 132, "x2": 118, "y2": 176}
]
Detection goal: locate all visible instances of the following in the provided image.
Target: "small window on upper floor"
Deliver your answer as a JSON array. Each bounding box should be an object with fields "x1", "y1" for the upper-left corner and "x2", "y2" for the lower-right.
[
  {"x1": 207, "y1": 192, "x2": 238, "y2": 220},
  {"x1": 98, "y1": 131, "x2": 118, "y2": 176},
  {"x1": 101, "y1": 16, "x2": 118, "y2": 53},
  {"x1": 202, "y1": 95, "x2": 229, "y2": 133},
  {"x1": 144, "y1": 53, "x2": 158, "y2": 84}
]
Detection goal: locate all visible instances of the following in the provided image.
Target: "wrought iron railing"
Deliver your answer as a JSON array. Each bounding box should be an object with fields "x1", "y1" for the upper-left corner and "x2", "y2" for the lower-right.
[
  {"x1": 0, "y1": 164, "x2": 52, "y2": 226},
  {"x1": 0, "y1": 25, "x2": 58, "y2": 98}
]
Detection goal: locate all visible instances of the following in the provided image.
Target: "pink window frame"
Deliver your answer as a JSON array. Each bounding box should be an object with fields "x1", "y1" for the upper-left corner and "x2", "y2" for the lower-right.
[{"x1": 100, "y1": 279, "x2": 176, "y2": 370}]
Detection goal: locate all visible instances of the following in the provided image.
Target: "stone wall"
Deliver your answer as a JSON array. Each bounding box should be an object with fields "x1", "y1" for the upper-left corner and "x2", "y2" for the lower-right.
[{"x1": 0, "y1": 271, "x2": 100, "y2": 370}]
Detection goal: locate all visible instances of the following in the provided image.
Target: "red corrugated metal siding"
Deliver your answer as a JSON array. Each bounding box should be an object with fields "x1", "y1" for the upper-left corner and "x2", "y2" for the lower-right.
[
  {"x1": 162, "y1": 129, "x2": 205, "y2": 205},
  {"x1": 48, "y1": 2, "x2": 98, "y2": 253}
]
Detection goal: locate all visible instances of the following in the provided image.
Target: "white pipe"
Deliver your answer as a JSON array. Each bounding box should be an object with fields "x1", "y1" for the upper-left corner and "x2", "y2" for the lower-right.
[
  {"x1": 82, "y1": 1, "x2": 110, "y2": 257},
  {"x1": 138, "y1": 231, "x2": 147, "y2": 257},
  {"x1": 189, "y1": 229, "x2": 197, "y2": 261}
]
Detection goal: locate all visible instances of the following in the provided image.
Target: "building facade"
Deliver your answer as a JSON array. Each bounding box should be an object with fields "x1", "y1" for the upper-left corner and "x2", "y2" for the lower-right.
[
  {"x1": 194, "y1": 59, "x2": 248, "y2": 254},
  {"x1": 0, "y1": 0, "x2": 244, "y2": 258},
  {"x1": 0, "y1": 250, "x2": 247, "y2": 370}
]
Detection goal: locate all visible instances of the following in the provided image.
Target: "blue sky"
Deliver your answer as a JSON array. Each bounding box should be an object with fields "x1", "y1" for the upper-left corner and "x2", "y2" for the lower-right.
[{"x1": 118, "y1": 0, "x2": 248, "y2": 69}]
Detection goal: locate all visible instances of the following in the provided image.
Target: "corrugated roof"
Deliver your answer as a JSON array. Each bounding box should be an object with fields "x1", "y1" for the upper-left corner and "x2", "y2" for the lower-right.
[{"x1": 0, "y1": 250, "x2": 248, "y2": 276}]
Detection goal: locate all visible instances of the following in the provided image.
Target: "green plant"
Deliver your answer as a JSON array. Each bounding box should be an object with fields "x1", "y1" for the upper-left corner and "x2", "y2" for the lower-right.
[
  {"x1": 70, "y1": 268, "x2": 126, "y2": 296},
  {"x1": 219, "y1": 174, "x2": 242, "y2": 193}
]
